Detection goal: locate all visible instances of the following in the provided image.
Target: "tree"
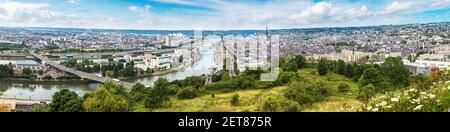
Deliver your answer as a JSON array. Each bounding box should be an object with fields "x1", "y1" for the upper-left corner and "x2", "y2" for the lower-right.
[
  {"x1": 23, "y1": 68, "x2": 33, "y2": 76},
  {"x1": 83, "y1": 87, "x2": 129, "y2": 112},
  {"x1": 0, "y1": 65, "x2": 13, "y2": 78},
  {"x1": 343, "y1": 63, "x2": 354, "y2": 78},
  {"x1": 338, "y1": 83, "x2": 351, "y2": 93},
  {"x1": 183, "y1": 76, "x2": 205, "y2": 89},
  {"x1": 221, "y1": 71, "x2": 231, "y2": 81},
  {"x1": 281, "y1": 57, "x2": 298, "y2": 72},
  {"x1": 176, "y1": 87, "x2": 200, "y2": 99},
  {"x1": 179, "y1": 56, "x2": 183, "y2": 63},
  {"x1": 230, "y1": 94, "x2": 240, "y2": 106},
  {"x1": 294, "y1": 54, "x2": 307, "y2": 69},
  {"x1": 317, "y1": 59, "x2": 328, "y2": 76},
  {"x1": 50, "y1": 89, "x2": 83, "y2": 112},
  {"x1": 146, "y1": 67, "x2": 152, "y2": 73},
  {"x1": 381, "y1": 57, "x2": 410, "y2": 87},
  {"x1": 113, "y1": 64, "x2": 120, "y2": 78},
  {"x1": 336, "y1": 60, "x2": 345, "y2": 75},
  {"x1": 358, "y1": 68, "x2": 382, "y2": 87},
  {"x1": 144, "y1": 78, "x2": 171, "y2": 108},
  {"x1": 123, "y1": 65, "x2": 137, "y2": 77},
  {"x1": 130, "y1": 83, "x2": 148, "y2": 103}
]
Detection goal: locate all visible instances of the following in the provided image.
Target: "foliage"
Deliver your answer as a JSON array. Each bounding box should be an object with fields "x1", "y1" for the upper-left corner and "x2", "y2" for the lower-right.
[
  {"x1": 338, "y1": 83, "x2": 351, "y2": 93},
  {"x1": 83, "y1": 87, "x2": 129, "y2": 112},
  {"x1": 130, "y1": 83, "x2": 148, "y2": 103},
  {"x1": 230, "y1": 94, "x2": 240, "y2": 106},
  {"x1": 23, "y1": 68, "x2": 33, "y2": 76},
  {"x1": 362, "y1": 82, "x2": 450, "y2": 112},
  {"x1": 272, "y1": 72, "x2": 300, "y2": 86},
  {"x1": 50, "y1": 89, "x2": 83, "y2": 112},
  {"x1": 284, "y1": 80, "x2": 332, "y2": 105},
  {"x1": 0, "y1": 65, "x2": 14, "y2": 78},
  {"x1": 317, "y1": 59, "x2": 328, "y2": 76},
  {"x1": 381, "y1": 57, "x2": 410, "y2": 87},
  {"x1": 144, "y1": 78, "x2": 172, "y2": 108},
  {"x1": 176, "y1": 87, "x2": 200, "y2": 99}
]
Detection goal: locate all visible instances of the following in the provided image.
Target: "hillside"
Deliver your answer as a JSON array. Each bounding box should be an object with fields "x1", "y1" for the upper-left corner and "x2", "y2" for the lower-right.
[{"x1": 134, "y1": 68, "x2": 363, "y2": 112}]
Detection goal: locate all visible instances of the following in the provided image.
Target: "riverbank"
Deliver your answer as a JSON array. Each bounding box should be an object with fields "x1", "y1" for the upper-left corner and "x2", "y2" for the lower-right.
[{"x1": 0, "y1": 78, "x2": 93, "y2": 84}]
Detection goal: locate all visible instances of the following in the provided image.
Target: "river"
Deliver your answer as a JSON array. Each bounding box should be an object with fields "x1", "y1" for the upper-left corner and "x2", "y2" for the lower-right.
[{"x1": 0, "y1": 42, "x2": 218, "y2": 100}]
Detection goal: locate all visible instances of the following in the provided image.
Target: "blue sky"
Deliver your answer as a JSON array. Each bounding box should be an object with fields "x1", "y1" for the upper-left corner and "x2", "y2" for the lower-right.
[{"x1": 0, "y1": 0, "x2": 449, "y2": 30}]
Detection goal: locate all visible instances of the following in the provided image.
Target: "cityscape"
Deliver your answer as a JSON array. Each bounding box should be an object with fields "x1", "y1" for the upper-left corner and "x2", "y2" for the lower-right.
[{"x1": 1, "y1": 0, "x2": 450, "y2": 113}]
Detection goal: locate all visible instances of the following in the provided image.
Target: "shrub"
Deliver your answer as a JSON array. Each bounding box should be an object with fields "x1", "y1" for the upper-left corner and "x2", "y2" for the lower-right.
[
  {"x1": 284, "y1": 81, "x2": 332, "y2": 105},
  {"x1": 176, "y1": 87, "x2": 200, "y2": 99},
  {"x1": 260, "y1": 98, "x2": 278, "y2": 112},
  {"x1": 361, "y1": 70, "x2": 450, "y2": 112},
  {"x1": 280, "y1": 100, "x2": 300, "y2": 112},
  {"x1": 338, "y1": 83, "x2": 351, "y2": 93},
  {"x1": 230, "y1": 94, "x2": 240, "y2": 106}
]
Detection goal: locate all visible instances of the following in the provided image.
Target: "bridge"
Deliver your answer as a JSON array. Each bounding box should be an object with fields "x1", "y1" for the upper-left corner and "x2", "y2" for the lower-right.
[{"x1": 29, "y1": 50, "x2": 135, "y2": 89}]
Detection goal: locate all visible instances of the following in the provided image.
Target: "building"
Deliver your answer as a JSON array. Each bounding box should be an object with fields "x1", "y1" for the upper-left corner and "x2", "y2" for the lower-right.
[
  {"x1": 0, "y1": 99, "x2": 48, "y2": 112},
  {"x1": 14, "y1": 60, "x2": 43, "y2": 71},
  {"x1": 341, "y1": 50, "x2": 377, "y2": 62}
]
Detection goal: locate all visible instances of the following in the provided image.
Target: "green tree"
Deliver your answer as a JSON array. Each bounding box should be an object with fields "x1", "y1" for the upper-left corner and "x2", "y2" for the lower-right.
[
  {"x1": 230, "y1": 94, "x2": 240, "y2": 106},
  {"x1": 23, "y1": 68, "x2": 33, "y2": 76},
  {"x1": 130, "y1": 83, "x2": 148, "y2": 103},
  {"x1": 221, "y1": 71, "x2": 231, "y2": 81},
  {"x1": 336, "y1": 60, "x2": 345, "y2": 75},
  {"x1": 144, "y1": 78, "x2": 171, "y2": 108},
  {"x1": 176, "y1": 87, "x2": 200, "y2": 99},
  {"x1": 183, "y1": 76, "x2": 205, "y2": 89},
  {"x1": 50, "y1": 89, "x2": 83, "y2": 112},
  {"x1": 123, "y1": 65, "x2": 137, "y2": 77},
  {"x1": 317, "y1": 59, "x2": 328, "y2": 76},
  {"x1": 381, "y1": 57, "x2": 410, "y2": 87},
  {"x1": 179, "y1": 56, "x2": 183, "y2": 63},
  {"x1": 358, "y1": 68, "x2": 382, "y2": 87},
  {"x1": 0, "y1": 65, "x2": 13, "y2": 78},
  {"x1": 83, "y1": 87, "x2": 129, "y2": 112},
  {"x1": 294, "y1": 54, "x2": 307, "y2": 69}
]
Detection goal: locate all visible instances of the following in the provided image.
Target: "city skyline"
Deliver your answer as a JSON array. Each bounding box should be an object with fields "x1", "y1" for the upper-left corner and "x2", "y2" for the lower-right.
[{"x1": 0, "y1": 0, "x2": 450, "y2": 30}]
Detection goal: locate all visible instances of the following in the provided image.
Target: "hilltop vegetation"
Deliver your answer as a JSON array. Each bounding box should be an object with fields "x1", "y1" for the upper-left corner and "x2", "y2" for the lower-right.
[{"x1": 27, "y1": 54, "x2": 450, "y2": 112}]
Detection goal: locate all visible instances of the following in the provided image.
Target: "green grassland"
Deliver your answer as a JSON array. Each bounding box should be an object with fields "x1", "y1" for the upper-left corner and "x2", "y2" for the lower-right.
[{"x1": 134, "y1": 68, "x2": 362, "y2": 112}]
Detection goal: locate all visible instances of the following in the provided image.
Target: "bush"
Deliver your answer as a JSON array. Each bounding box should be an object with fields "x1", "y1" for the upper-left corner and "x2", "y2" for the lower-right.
[
  {"x1": 280, "y1": 100, "x2": 300, "y2": 112},
  {"x1": 230, "y1": 94, "x2": 240, "y2": 106},
  {"x1": 176, "y1": 87, "x2": 200, "y2": 99},
  {"x1": 260, "y1": 98, "x2": 278, "y2": 112},
  {"x1": 338, "y1": 83, "x2": 351, "y2": 93},
  {"x1": 272, "y1": 72, "x2": 300, "y2": 86},
  {"x1": 284, "y1": 81, "x2": 332, "y2": 105},
  {"x1": 362, "y1": 81, "x2": 450, "y2": 112},
  {"x1": 43, "y1": 75, "x2": 53, "y2": 80}
]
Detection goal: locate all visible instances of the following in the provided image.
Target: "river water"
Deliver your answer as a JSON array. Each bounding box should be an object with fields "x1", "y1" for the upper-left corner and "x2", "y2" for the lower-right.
[{"x1": 0, "y1": 42, "x2": 218, "y2": 100}]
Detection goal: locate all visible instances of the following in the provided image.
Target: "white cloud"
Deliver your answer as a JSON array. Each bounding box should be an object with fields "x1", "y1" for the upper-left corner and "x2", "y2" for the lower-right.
[
  {"x1": 152, "y1": 0, "x2": 199, "y2": 6},
  {"x1": 289, "y1": 2, "x2": 333, "y2": 24},
  {"x1": 430, "y1": 0, "x2": 450, "y2": 7},
  {"x1": 378, "y1": 1, "x2": 415, "y2": 15},
  {"x1": 67, "y1": 0, "x2": 81, "y2": 4},
  {"x1": 0, "y1": 1, "x2": 88, "y2": 28}
]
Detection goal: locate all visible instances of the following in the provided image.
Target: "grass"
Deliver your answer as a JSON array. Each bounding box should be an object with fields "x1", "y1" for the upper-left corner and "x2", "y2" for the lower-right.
[
  {"x1": 135, "y1": 68, "x2": 362, "y2": 112},
  {"x1": 134, "y1": 86, "x2": 288, "y2": 112}
]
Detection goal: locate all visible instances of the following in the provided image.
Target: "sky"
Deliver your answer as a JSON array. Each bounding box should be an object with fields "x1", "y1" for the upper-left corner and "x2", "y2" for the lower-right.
[{"x1": 0, "y1": 0, "x2": 450, "y2": 30}]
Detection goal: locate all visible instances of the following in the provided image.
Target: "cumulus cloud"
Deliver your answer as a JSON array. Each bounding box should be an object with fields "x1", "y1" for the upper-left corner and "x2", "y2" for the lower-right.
[
  {"x1": 289, "y1": 2, "x2": 333, "y2": 24},
  {"x1": 0, "y1": 1, "x2": 85, "y2": 27},
  {"x1": 67, "y1": 0, "x2": 81, "y2": 4},
  {"x1": 377, "y1": 1, "x2": 415, "y2": 15}
]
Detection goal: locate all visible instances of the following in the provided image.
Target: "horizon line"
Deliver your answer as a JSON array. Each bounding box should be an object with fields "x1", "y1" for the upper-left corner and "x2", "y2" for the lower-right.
[{"x1": 1, "y1": 21, "x2": 449, "y2": 32}]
